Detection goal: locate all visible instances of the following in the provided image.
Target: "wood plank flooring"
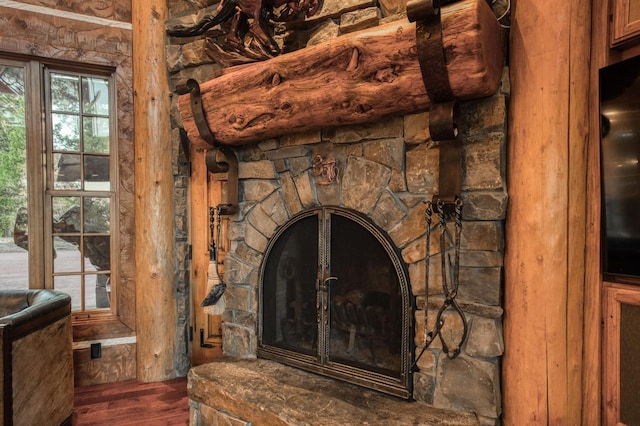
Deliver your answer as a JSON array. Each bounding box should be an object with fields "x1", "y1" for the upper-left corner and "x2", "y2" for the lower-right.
[{"x1": 72, "y1": 377, "x2": 189, "y2": 425}]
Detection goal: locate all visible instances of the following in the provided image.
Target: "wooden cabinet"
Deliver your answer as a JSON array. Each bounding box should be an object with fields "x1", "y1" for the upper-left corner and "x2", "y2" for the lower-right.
[
  {"x1": 611, "y1": 0, "x2": 640, "y2": 47},
  {"x1": 603, "y1": 283, "x2": 640, "y2": 425}
]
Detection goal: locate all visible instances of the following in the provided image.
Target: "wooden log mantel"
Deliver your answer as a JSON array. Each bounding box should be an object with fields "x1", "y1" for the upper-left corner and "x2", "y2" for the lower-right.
[{"x1": 178, "y1": 0, "x2": 504, "y2": 148}]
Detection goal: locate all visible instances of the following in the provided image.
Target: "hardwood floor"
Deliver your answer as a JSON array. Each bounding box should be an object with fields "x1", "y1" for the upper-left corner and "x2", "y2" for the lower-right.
[{"x1": 72, "y1": 377, "x2": 189, "y2": 425}]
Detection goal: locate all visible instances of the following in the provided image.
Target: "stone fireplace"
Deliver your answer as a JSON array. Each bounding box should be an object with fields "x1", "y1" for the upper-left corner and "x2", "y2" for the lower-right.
[
  {"x1": 167, "y1": 1, "x2": 508, "y2": 424},
  {"x1": 191, "y1": 95, "x2": 507, "y2": 423}
]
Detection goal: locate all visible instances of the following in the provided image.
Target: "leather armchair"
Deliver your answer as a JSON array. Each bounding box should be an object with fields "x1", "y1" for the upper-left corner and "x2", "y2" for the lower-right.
[{"x1": 0, "y1": 290, "x2": 73, "y2": 425}]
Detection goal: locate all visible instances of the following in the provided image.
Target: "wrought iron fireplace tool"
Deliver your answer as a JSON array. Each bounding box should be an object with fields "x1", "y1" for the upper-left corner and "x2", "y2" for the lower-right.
[
  {"x1": 407, "y1": 0, "x2": 469, "y2": 369},
  {"x1": 413, "y1": 197, "x2": 468, "y2": 368},
  {"x1": 201, "y1": 205, "x2": 227, "y2": 314},
  {"x1": 183, "y1": 78, "x2": 240, "y2": 313}
]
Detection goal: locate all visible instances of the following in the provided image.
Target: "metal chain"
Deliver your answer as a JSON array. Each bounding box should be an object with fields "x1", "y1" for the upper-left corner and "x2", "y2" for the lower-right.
[
  {"x1": 215, "y1": 205, "x2": 226, "y2": 284},
  {"x1": 209, "y1": 205, "x2": 227, "y2": 286},
  {"x1": 209, "y1": 207, "x2": 216, "y2": 261},
  {"x1": 413, "y1": 198, "x2": 468, "y2": 370}
]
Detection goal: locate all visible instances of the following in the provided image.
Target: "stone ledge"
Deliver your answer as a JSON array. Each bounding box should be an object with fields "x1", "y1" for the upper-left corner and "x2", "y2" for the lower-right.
[{"x1": 188, "y1": 358, "x2": 480, "y2": 425}]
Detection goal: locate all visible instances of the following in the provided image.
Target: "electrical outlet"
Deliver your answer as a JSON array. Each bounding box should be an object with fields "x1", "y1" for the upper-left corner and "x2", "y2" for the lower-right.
[{"x1": 90, "y1": 342, "x2": 102, "y2": 359}]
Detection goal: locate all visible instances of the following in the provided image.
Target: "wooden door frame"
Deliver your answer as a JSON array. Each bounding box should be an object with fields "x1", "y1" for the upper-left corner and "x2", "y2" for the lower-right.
[
  {"x1": 583, "y1": 0, "x2": 610, "y2": 423},
  {"x1": 190, "y1": 147, "x2": 224, "y2": 365}
]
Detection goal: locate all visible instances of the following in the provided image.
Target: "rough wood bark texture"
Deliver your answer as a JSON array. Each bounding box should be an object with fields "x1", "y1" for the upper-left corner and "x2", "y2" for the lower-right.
[
  {"x1": 133, "y1": 0, "x2": 177, "y2": 382},
  {"x1": 178, "y1": 0, "x2": 504, "y2": 148},
  {"x1": 503, "y1": 0, "x2": 591, "y2": 423}
]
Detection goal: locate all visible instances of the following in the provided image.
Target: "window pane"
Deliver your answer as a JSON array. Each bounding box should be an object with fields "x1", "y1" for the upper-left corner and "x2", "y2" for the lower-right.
[
  {"x1": 83, "y1": 116, "x2": 110, "y2": 153},
  {"x1": 94, "y1": 274, "x2": 111, "y2": 309},
  {"x1": 53, "y1": 236, "x2": 81, "y2": 273},
  {"x1": 52, "y1": 113, "x2": 80, "y2": 151},
  {"x1": 82, "y1": 77, "x2": 110, "y2": 115},
  {"x1": 50, "y1": 73, "x2": 79, "y2": 113},
  {"x1": 54, "y1": 275, "x2": 82, "y2": 311},
  {"x1": 84, "y1": 236, "x2": 110, "y2": 271},
  {"x1": 82, "y1": 274, "x2": 111, "y2": 310},
  {"x1": 329, "y1": 214, "x2": 402, "y2": 375},
  {"x1": 83, "y1": 275, "x2": 99, "y2": 310},
  {"x1": 47, "y1": 69, "x2": 114, "y2": 314},
  {"x1": 84, "y1": 155, "x2": 110, "y2": 190},
  {"x1": 53, "y1": 153, "x2": 81, "y2": 189},
  {"x1": 0, "y1": 65, "x2": 28, "y2": 290},
  {"x1": 83, "y1": 198, "x2": 110, "y2": 233},
  {"x1": 0, "y1": 244, "x2": 29, "y2": 290},
  {"x1": 262, "y1": 215, "x2": 319, "y2": 355},
  {"x1": 52, "y1": 197, "x2": 80, "y2": 233}
]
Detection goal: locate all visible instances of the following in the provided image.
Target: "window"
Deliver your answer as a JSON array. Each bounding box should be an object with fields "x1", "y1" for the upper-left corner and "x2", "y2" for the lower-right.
[{"x1": 0, "y1": 58, "x2": 117, "y2": 316}]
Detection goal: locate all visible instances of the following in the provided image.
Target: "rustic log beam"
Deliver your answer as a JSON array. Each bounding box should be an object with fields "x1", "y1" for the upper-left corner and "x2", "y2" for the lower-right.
[
  {"x1": 133, "y1": 0, "x2": 177, "y2": 381},
  {"x1": 178, "y1": 0, "x2": 504, "y2": 148},
  {"x1": 503, "y1": 0, "x2": 591, "y2": 423}
]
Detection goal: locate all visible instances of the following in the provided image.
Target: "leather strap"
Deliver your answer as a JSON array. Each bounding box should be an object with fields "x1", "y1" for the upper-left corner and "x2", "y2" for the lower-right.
[
  {"x1": 205, "y1": 147, "x2": 239, "y2": 215},
  {"x1": 187, "y1": 79, "x2": 217, "y2": 147},
  {"x1": 408, "y1": 0, "x2": 455, "y2": 103},
  {"x1": 188, "y1": 79, "x2": 239, "y2": 215}
]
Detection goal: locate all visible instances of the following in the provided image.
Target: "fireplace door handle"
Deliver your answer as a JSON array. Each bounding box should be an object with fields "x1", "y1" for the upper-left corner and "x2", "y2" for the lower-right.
[
  {"x1": 199, "y1": 328, "x2": 213, "y2": 348},
  {"x1": 321, "y1": 276, "x2": 338, "y2": 291}
]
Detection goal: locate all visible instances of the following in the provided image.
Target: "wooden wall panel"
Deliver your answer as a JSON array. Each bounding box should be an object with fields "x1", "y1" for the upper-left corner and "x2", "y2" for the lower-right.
[
  {"x1": 0, "y1": 8, "x2": 131, "y2": 59},
  {"x1": 8, "y1": 0, "x2": 131, "y2": 22},
  {"x1": 73, "y1": 343, "x2": 137, "y2": 387}
]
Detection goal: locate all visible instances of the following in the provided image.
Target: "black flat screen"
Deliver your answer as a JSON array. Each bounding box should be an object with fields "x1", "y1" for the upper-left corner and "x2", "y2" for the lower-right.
[{"x1": 600, "y1": 55, "x2": 640, "y2": 280}]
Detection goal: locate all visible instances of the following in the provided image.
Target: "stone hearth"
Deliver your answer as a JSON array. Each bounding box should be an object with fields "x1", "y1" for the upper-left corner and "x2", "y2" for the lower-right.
[{"x1": 189, "y1": 358, "x2": 481, "y2": 425}]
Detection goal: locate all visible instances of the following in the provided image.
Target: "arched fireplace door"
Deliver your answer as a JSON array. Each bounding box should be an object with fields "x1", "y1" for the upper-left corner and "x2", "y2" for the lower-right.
[{"x1": 258, "y1": 207, "x2": 414, "y2": 399}]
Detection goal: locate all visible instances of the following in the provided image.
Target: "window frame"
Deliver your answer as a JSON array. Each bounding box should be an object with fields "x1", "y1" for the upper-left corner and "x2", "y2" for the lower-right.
[
  {"x1": 42, "y1": 66, "x2": 119, "y2": 319},
  {"x1": 0, "y1": 56, "x2": 121, "y2": 323}
]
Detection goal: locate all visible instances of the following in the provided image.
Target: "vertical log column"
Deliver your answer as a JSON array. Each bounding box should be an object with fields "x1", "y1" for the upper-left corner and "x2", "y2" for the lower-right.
[
  {"x1": 503, "y1": 0, "x2": 591, "y2": 424},
  {"x1": 132, "y1": 0, "x2": 176, "y2": 381}
]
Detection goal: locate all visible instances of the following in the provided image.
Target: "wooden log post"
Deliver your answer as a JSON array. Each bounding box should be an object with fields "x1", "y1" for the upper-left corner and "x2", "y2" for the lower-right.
[
  {"x1": 178, "y1": 0, "x2": 504, "y2": 148},
  {"x1": 503, "y1": 0, "x2": 591, "y2": 423},
  {"x1": 133, "y1": 0, "x2": 177, "y2": 381}
]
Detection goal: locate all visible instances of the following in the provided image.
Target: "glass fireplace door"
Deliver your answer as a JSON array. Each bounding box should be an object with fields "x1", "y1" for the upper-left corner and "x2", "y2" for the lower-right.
[
  {"x1": 327, "y1": 213, "x2": 402, "y2": 377},
  {"x1": 259, "y1": 207, "x2": 412, "y2": 398},
  {"x1": 261, "y1": 212, "x2": 320, "y2": 356}
]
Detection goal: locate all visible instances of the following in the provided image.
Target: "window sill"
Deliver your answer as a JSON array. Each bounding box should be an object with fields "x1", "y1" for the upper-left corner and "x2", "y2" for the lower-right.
[{"x1": 73, "y1": 315, "x2": 134, "y2": 342}]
